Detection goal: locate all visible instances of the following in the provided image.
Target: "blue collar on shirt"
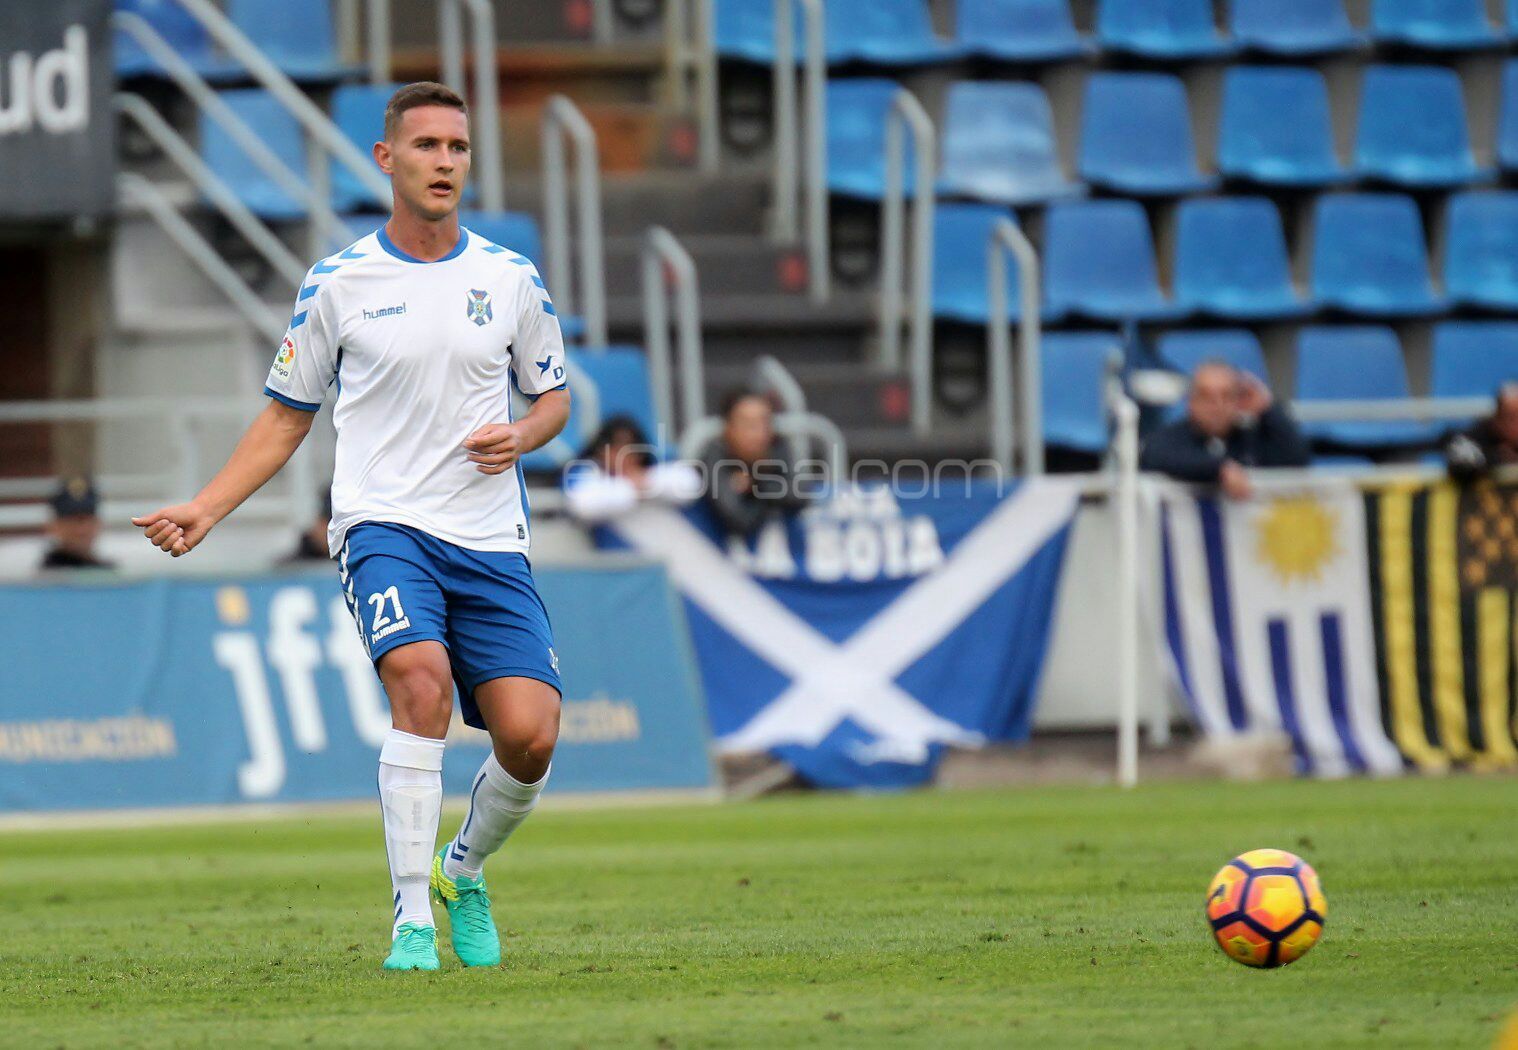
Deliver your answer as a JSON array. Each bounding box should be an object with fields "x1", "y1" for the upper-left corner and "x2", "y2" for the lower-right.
[{"x1": 376, "y1": 224, "x2": 469, "y2": 263}]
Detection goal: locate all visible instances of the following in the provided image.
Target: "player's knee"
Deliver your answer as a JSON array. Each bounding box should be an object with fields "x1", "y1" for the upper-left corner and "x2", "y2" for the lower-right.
[{"x1": 382, "y1": 650, "x2": 453, "y2": 736}]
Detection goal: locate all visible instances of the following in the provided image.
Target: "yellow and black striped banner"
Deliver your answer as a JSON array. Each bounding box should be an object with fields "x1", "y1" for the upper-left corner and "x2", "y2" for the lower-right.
[{"x1": 1364, "y1": 478, "x2": 1518, "y2": 771}]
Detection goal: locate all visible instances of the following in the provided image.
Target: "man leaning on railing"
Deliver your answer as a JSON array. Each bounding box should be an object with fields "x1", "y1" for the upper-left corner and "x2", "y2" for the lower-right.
[{"x1": 1139, "y1": 360, "x2": 1310, "y2": 501}]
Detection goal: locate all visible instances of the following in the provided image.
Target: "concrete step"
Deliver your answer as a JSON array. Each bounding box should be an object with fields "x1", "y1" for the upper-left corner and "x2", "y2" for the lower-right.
[
  {"x1": 388, "y1": 1, "x2": 666, "y2": 53},
  {"x1": 392, "y1": 43, "x2": 665, "y2": 107},
  {"x1": 500, "y1": 100, "x2": 697, "y2": 174},
  {"x1": 506, "y1": 167, "x2": 771, "y2": 239},
  {"x1": 602, "y1": 233, "x2": 809, "y2": 299}
]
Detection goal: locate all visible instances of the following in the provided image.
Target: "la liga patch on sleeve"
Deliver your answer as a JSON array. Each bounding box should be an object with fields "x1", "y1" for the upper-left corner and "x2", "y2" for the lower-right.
[{"x1": 271, "y1": 334, "x2": 296, "y2": 380}]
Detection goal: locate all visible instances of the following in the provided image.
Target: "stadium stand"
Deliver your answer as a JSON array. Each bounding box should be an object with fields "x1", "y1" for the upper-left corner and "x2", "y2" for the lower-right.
[
  {"x1": 1431, "y1": 322, "x2": 1518, "y2": 400},
  {"x1": 1078, "y1": 72, "x2": 1214, "y2": 195},
  {"x1": 329, "y1": 82, "x2": 402, "y2": 214},
  {"x1": 1368, "y1": 0, "x2": 1503, "y2": 50},
  {"x1": 1309, "y1": 193, "x2": 1445, "y2": 317},
  {"x1": 715, "y1": 0, "x2": 960, "y2": 66},
  {"x1": 1443, "y1": 191, "x2": 1518, "y2": 311},
  {"x1": 825, "y1": 78, "x2": 909, "y2": 200},
  {"x1": 1227, "y1": 0, "x2": 1361, "y2": 56},
  {"x1": 459, "y1": 210, "x2": 546, "y2": 271},
  {"x1": 115, "y1": 0, "x2": 235, "y2": 79},
  {"x1": 937, "y1": 81, "x2": 1081, "y2": 206},
  {"x1": 1094, "y1": 0, "x2": 1235, "y2": 59},
  {"x1": 1156, "y1": 329, "x2": 1270, "y2": 385},
  {"x1": 1044, "y1": 199, "x2": 1178, "y2": 321},
  {"x1": 200, "y1": 88, "x2": 309, "y2": 220},
  {"x1": 1041, "y1": 331, "x2": 1119, "y2": 455},
  {"x1": 931, "y1": 202, "x2": 1023, "y2": 324},
  {"x1": 227, "y1": 0, "x2": 353, "y2": 84},
  {"x1": 1500, "y1": 60, "x2": 1518, "y2": 170},
  {"x1": 1295, "y1": 326, "x2": 1440, "y2": 448},
  {"x1": 1216, "y1": 66, "x2": 1348, "y2": 187},
  {"x1": 954, "y1": 0, "x2": 1090, "y2": 63},
  {"x1": 1172, "y1": 197, "x2": 1309, "y2": 320},
  {"x1": 1354, "y1": 64, "x2": 1487, "y2": 188}
]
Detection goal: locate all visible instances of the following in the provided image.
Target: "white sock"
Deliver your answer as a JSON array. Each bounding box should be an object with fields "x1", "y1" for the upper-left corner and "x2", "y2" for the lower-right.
[
  {"x1": 442, "y1": 754, "x2": 548, "y2": 880},
  {"x1": 378, "y1": 728, "x2": 445, "y2": 937}
]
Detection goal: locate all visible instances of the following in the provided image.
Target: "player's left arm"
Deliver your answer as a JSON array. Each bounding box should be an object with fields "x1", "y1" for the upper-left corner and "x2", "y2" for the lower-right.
[{"x1": 464, "y1": 266, "x2": 572, "y2": 475}]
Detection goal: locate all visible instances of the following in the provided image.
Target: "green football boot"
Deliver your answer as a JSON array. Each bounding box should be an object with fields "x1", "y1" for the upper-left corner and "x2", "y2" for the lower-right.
[
  {"x1": 431, "y1": 846, "x2": 502, "y2": 967},
  {"x1": 382, "y1": 922, "x2": 440, "y2": 971}
]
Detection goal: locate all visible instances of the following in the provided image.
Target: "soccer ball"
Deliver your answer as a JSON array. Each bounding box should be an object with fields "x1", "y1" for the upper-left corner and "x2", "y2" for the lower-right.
[{"x1": 1205, "y1": 848, "x2": 1326, "y2": 968}]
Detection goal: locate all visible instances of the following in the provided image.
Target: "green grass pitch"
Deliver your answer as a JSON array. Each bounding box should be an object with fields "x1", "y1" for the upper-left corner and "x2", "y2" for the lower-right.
[{"x1": 3, "y1": 777, "x2": 1516, "y2": 1048}]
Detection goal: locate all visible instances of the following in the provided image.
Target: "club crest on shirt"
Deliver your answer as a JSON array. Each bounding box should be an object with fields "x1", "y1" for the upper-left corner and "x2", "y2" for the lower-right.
[
  {"x1": 466, "y1": 288, "x2": 493, "y2": 327},
  {"x1": 271, "y1": 334, "x2": 296, "y2": 380}
]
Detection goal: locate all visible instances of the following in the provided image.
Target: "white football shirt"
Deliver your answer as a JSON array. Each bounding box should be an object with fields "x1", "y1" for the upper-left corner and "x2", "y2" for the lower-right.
[{"x1": 263, "y1": 226, "x2": 568, "y2": 556}]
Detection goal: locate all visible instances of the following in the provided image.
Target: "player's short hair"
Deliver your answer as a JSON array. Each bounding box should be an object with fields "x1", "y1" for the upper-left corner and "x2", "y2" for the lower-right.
[{"x1": 384, "y1": 82, "x2": 468, "y2": 141}]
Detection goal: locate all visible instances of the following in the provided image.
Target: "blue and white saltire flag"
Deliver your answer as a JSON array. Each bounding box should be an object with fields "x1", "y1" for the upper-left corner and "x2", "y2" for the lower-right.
[
  {"x1": 1154, "y1": 478, "x2": 1403, "y2": 777},
  {"x1": 604, "y1": 480, "x2": 1080, "y2": 789}
]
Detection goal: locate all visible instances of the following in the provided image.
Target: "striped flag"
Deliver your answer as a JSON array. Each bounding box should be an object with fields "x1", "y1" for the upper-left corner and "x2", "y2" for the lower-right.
[
  {"x1": 1363, "y1": 478, "x2": 1518, "y2": 771},
  {"x1": 1156, "y1": 480, "x2": 1405, "y2": 777}
]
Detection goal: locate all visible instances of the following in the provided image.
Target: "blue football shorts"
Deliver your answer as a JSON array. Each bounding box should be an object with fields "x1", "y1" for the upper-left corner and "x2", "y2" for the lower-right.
[{"x1": 338, "y1": 521, "x2": 562, "y2": 729}]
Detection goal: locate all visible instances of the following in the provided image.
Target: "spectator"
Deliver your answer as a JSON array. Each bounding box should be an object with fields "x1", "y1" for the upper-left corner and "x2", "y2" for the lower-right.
[
  {"x1": 278, "y1": 490, "x2": 333, "y2": 565},
  {"x1": 40, "y1": 475, "x2": 115, "y2": 571},
  {"x1": 1445, "y1": 382, "x2": 1518, "y2": 479},
  {"x1": 701, "y1": 389, "x2": 811, "y2": 537},
  {"x1": 1140, "y1": 360, "x2": 1310, "y2": 500},
  {"x1": 563, "y1": 416, "x2": 701, "y2": 524}
]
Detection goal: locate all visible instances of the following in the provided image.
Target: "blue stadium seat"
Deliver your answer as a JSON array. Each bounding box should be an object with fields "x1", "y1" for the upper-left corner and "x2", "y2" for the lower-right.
[
  {"x1": 931, "y1": 203, "x2": 1023, "y2": 324},
  {"x1": 1355, "y1": 65, "x2": 1486, "y2": 188},
  {"x1": 1095, "y1": 0, "x2": 1235, "y2": 59},
  {"x1": 1431, "y1": 322, "x2": 1518, "y2": 399},
  {"x1": 1042, "y1": 332, "x2": 1120, "y2": 454},
  {"x1": 956, "y1": 0, "x2": 1090, "y2": 62},
  {"x1": 715, "y1": 0, "x2": 960, "y2": 65},
  {"x1": 1498, "y1": 61, "x2": 1518, "y2": 171},
  {"x1": 1228, "y1": 0, "x2": 1361, "y2": 55},
  {"x1": 1044, "y1": 200, "x2": 1180, "y2": 321},
  {"x1": 1173, "y1": 197, "x2": 1309, "y2": 319},
  {"x1": 1309, "y1": 193, "x2": 1445, "y2": 317},
  {"x1": 115, "y1": 0, "x2": 236, "y2": 80},
  {"x1": 201, "y1": 89, "x2": 308, "y2": 221},
  {"x1": 825, "y1": 79, "x2": 917, "y2": 200},
  {"x1": 1370, "y1": 0, "x2": 1501, "y2": 49},
  {"x1": 330, "y1": 83, "x2": 400, "y2": 213},
  {"x1": 938, "y1": 82, "x2": 1081, "y2": 206},
  {"x1": 1295, "y1": 326, "x2": 1439, "y2": 447},
  {"x1": 1157, "y1": 329, "x2": 1270, "y2": 384},
  {"x1": 460, "y1": 210, "x2": 544, "y2": 269},
  {"x1": 521, "y1": 348, "x2": 660, "y2": 472},
  {"x1": 1079, "y1": 72, "x2": 1214, "y2": 195},
  {"x1": 228, "y1": 0, "x2": 354, "y2": 83},
  {"x1": 1217, "y1": 66, "x2": 1347, "y2": 187},
  {"x1": 1443, "y1": 191, "x2": 1518, "y2": 310}
]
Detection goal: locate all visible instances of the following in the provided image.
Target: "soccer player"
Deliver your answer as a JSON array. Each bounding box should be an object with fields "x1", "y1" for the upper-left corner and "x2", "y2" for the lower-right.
[{"x1": 131, "y1": 82, "x2": 569, "y2": 972}]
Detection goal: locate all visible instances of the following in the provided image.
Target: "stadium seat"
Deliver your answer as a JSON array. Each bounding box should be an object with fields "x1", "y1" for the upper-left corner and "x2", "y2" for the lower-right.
[
  {"x1": 825, "y1": 79, "x2": 918, "y2": 200},
  {"x1": 1369, "y1": 0, "x2": 1502, "y2": 49},
  {"x1": 1355, "y1": 65, "x2": 1487, "y2": 188},
  {"x1": 1217, "y1": 66, "x2": 1348, "y2": 187},
  {"x1": 1094, "y1": 0, "x2": 1235, "y2": 59},
  {"x1": 201, "y1": 89, "x2": 308, "y2": 221},
  {"x1": 1044, "y1": 200, "x2": 1180, "y2": 322},
  {"x1": 1157, "y1": 329, "x2": 1270, "y2": 385},
  {"x1": 1443, "y1": 191, "x2": 1518, "y2": 310},
  {"x1": 937, "y1": 82, "x2": 1081, "y2": 206},
  {"x1": 115, "y1": 0, "x2": 235, "y2": 80},
  {"x1": 1173, "y1": 197, "x2": 1309, "y2": 319},
  {"x1": 1295, "y1": 326, "x2": 1439, "y2": 447},
  {"x1": 1309, "y1": 194, "x2": 1445, "y2": 317},
  {"x1": 1078, "y1": 72, "x2": 1215, "y2": 195},
  {"x1": 330, "y1": 83, "x2": 401, "y2": 213},
  {"x1": 715, "y1": 0, "x2": 960, "y2": 66},
  {"x1": 1042, "y1": 332, "x2": 1120, "y2": 454},
  {"x1": 1228, "y1": 0, "x2": 1361, "y2": 56},
  {"x1": 228, "y1": 0, "x2": 354, "y2": 83},
  {"x1": 931, "y1": 203, "x2": 1023, "y2": 324},
  {"x1": 955, "y1": 0, "x2": 1090, "y2": 62},
  {"x1": 1430, "y1": 322, "x2": 1518, "y2": 398},
  {"x1": 520, "y1": 347, "x2": 660, "y2": 472},
  {"x1": 1498, "y1": 61, "x2": 1518, "y2": 171}
]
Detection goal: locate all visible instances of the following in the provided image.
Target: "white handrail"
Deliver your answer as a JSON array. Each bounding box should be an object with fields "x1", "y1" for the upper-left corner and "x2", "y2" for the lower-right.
[
  {"x1": 366, "y1": 0, "x2": 391, "y2": 84},
  {"x1": 986, "y1": 218, "x2": 1044, "y2": 474},
  {"x1": 1289, "y1": 398, "x2": 1490, "y2": 422},
  {"x1": 770, "y1": 0, "x2": 828, "y2": 302},
  {"x1": 752, "y1": 354, "x2": 811, "y2": 466},
  {"x1": 542, "y1": 96, "x2": 609, "y2": 348},
  {"x1": 437, "y1": 0, "x2": 504, "y2": 212},
  {"x1": 878, "y1": 89, "x2": 936, "y2": 425},
  {"x1": 1108, "y1": 366, "x2": 1141, "y2": 788},
  {"x1": 677, "y1": 411, "x2": 849, "y2": 483},
  {"x1": 665, "y1": 0, "x2": 719, "y2": 172},
  {"x1": 642, "y1": 227, "x2": 705, "y2": 435}
]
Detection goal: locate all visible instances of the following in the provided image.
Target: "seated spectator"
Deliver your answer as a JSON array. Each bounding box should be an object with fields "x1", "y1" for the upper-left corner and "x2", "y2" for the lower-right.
[
  {"x1": 40, "y1": 475, "x2": 116, "y2": 571},
  {"x1": 1445, "y1": 382, "x2": 1518, "y2": 479},
  {"x1": 278, "y1": 490, "x2": 333, "y2": 565},
  {"x1": 564, "y1": 416, "x2": 701, "y2": 524},
  {"x1": 1140, "y1": 360, "x2": 1310, "y2": 499},
  {"x1": 701, "y1": 389, "x2": 812, "y2": 537}
]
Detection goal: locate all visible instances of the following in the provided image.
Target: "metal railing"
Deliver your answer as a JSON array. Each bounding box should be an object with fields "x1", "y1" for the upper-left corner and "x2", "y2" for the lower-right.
[
  {"x1": 986, "y1": 218, "x2": 1044, "y2": 475},
  {"x1": 1107, "y1": 367, "x2": 1142, "y2": 788},
  {"x1": 665, "y1": 0, "x2": 719, "y2": 172},
  {"x1": 752, "y1": 355, "x2": 812, "y2": 465},
  {"x1": 1290, "y1": 398, "x2": 1491, "y2": 423},
  {"x1": 641, "y1": 227, "x2": 705, "y2": 436},
  {"x1": 437, "y1": 0, "x2": 504, "y2": 212},
  {"x1": 877, "y1": 88, "x2": 936, "y2": 431},
  {"x1": 542, "y1": 96, "x2": 609, "y2": 348},
  {"x1": 677, "y1": 411, "x2": 850, "y2": 483},
  {"x1": 771, "y1": 0, "x2": 828, "y2": 302},
  {"x1": 333, "y1": 0, "x2": 391, "y2": 83}
]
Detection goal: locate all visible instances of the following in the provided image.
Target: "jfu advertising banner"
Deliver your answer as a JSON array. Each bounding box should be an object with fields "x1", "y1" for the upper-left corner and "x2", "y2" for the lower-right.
[{"x1": 0, "y1": 563, "x2": 714, "y2": 812}]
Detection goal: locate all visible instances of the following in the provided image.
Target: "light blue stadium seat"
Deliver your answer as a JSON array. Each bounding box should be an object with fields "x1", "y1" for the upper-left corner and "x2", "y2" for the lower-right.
[
  {"x1": 1295, "y1": 326, "x2": 1439, "y2": 447},
  {"x1": 1431, "y1": 322, "x2": 1518, "y2": 401},
  {"x1": 1079, "y1": 72, "x2": 1215, "y2": 195},
  {"x1": 1443, "y1": 192, "x2": 1518, "y2": 310},
  {"x1": 715, "y1": 0, "x2": 960, "y2": 65},
  {"x1": 937, "y1": 82, "x2": 1081, "y2": 206},
  {"x1": 1217, "y1": 66, "x2": 1347, "y2": 187},
  {"x1": 1370, "y1": 0, "x2": 1501, "y2": 49},
  {"x1": 1044, "y1": 200, "x2": 1180, "y2": 321},
  {"x1": 1309, "y1": 193, "x2": 1445, "y2": 317},
  {"x1": 1173, "y1": 197, "x2": 1309, "y2": 319},
  {"x1": 1355, "y1": 65, "x2": 1486, "y2": 188},
  {"x1": 1498, "y1": 61, "x2": 1518, "y2": 171},
  {"x1": 826, "y1": 79, "x2": 919, "y2": 200},
  {"x1": 1042, "y1": 332, "x2": 1120, "y2": 454},
  {"x1": 228, "y1": 0, "x2": 355, "y2": 83},
  {"x1": 1095, "y1": 0, "x2": 1235, "y2": 59},
  {"x1": 1157, "y1": 329, "x2": 1269, "y2": 384},
  {"x1": 956, "y1": 0, "x2": 1090, "y2": 62},
  {"x1": 521, "y1": 348, "x2": 660, "y2": 472},
  {"x1": 1228, "y1": 0, "x2": 1361, "y2": 55},
  {"x1": 115, "y1": 0, "x2": 236, "y2": 80},
  {"x1": 931, "y1": 203, "x2": 1023, "y2": 324},
  {"x1": 201, "y1": 89, "x2": 308, "y2": 221}
]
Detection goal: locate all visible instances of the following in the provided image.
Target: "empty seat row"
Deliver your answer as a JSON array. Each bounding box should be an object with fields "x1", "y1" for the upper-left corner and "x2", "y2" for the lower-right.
[
  {"x1": 932, "y1": 191, "x2": 1518, "y2": 325},
  {"x1": 116, "y1": 0, "x2": 354, "y2": 83},
  {"x1": 717, "y1": 0, "x2": 1511, "y2": 68}
]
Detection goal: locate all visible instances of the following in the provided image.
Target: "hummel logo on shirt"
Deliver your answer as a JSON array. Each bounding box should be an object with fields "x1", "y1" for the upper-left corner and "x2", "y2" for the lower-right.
[{"x1": 362, "y1": 303, "x2": 407, "y2": 320}]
